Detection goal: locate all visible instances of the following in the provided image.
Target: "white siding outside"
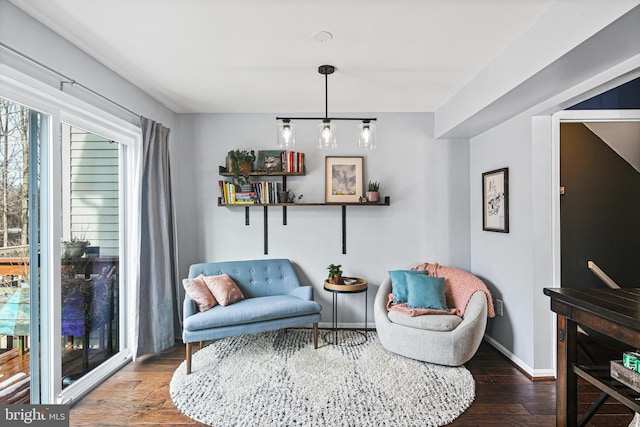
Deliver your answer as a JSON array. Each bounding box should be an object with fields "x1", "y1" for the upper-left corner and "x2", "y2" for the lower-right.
[{"x1": 62, "y1": 124, "x2": 119, "y2": 257}]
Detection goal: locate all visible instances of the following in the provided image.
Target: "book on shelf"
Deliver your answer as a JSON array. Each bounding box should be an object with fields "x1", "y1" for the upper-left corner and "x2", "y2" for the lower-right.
[
  {"x1": 282, "y1": 151, "x2": 305, "y2": 173},
  {"x1": 252, "y1": 181, "x2": 283, "y2": 204},
  {"x1": 254, "y1": 151, "x2": 305, "y2": 173},
  {"x1": 235, "y1": 191, "x2": 256, "y2": 204},
  {"x1": 235, "y1": 191, "x2": 256, "y2": 199},
  {"x1": 219, "y1": 181, "x2": 257, "y2": 205}
]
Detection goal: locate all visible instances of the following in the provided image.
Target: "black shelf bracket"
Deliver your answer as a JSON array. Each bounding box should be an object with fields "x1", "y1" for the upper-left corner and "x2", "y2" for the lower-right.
[
  {"x1": 222, "y1": 196, "x2": 390, "y2": 255},
  {"x1": 263, "y1": 206, "x2": 268, "y2": 255},
  {"x1": 283, "y1": 175, "x2": 287, "y2": 226},
  {"x1": 342, "y1": 205, "x2": 347, "y2": 254}
]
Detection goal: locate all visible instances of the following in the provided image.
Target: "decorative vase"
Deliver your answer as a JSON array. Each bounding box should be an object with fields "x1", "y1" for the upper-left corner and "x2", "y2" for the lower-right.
[
  {"x1": 278, "y1": 190, "x2": 289, "y2": 203},
  {"x1": 241, "y1": 183, "x2": 253, "y2": 192},
  {"x1": 329, "y1": 274, "x2": 342, "y2": 285},
  {"x1": 366, "y1": 191, "x2": 379, "y2": 203}
]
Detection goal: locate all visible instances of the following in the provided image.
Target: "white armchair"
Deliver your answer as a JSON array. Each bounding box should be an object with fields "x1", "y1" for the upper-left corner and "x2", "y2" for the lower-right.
[{"x1": 374, "y1": 276, "x2": 488, "y2": 366}]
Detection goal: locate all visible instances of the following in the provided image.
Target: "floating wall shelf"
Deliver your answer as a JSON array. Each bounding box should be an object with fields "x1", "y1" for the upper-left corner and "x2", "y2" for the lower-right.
[{"x1": 218, "y1": 166, "x2": 390, "y2": 254}]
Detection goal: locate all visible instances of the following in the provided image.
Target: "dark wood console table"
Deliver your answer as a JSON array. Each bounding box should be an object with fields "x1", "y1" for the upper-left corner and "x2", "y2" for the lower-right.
[{"x1": 544, "y1": 287, "x2": 640, "y2": 426}]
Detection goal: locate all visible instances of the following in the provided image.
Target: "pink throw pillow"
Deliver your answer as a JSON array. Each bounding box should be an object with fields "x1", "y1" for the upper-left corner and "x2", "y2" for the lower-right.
[
  {"x1": 203, "y1": 274, "x2": 245, "y2": 306},
  {"x1": 182, "y1": 274, "x2": 217, "y2": 312}
]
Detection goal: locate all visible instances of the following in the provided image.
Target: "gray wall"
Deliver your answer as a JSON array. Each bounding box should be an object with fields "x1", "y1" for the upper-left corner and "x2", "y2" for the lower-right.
[
  {"x1": 172, "y1": 112, "x2": 471, "y2": 326},
  {"x1": 448, "y1": 4, "x2": 640, "y2": 376},
  {"x1": 469, "y1": 114, "x2": 539, "y2": 369}
]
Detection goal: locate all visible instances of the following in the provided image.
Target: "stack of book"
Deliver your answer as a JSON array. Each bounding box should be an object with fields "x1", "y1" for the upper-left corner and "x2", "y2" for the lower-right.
[
  {"x1": 234, "y1": 191, "x2": 257, "y2": 205},
  {"x1": 219, "y1": 181, "x2": 257, "y2": 205}
]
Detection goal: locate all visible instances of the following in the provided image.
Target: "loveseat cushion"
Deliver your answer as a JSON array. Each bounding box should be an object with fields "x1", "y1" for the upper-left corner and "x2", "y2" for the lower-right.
[
  {"x1": 183, "y1": 295, "x2": 322, "y2": 332},
  {"x1": 387, "y1": 310, "x2": 462, "y2": 332},
  {"x1": 182, "y1": 275, "x2": 217, "y2": 312},
  {"x1": 203, "y1": 273, "x2": 245, "y2": 306}
]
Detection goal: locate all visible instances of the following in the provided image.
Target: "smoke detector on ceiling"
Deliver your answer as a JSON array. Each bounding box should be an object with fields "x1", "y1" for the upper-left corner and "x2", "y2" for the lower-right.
[{"x1": 311, "y1": 31, "x2": 333, "y2": 43}]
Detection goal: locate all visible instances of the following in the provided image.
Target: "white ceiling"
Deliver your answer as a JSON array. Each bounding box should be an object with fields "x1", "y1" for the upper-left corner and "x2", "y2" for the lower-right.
[{"x1": 9, "y1": 0, "x2": 556, "y2": 114}]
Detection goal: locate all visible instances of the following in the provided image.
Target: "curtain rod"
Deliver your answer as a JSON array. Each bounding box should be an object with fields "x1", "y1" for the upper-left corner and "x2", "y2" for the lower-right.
[{"x1": 0, "y1": 42, "x2": 142, "y2": 119}]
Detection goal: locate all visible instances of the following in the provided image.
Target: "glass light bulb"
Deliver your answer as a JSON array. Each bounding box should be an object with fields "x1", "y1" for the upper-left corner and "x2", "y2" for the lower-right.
[
  {"x1": 321, "y1": 125, "x2": 333, "y2": 141},
  {"x1": 277, "y1": 120, "x2": 295, "y2": 148},
  {"x1": 318, "y1": 121, "x2": 337, "y2": 149},
  {"x1": 282, "y1": 125, "x2": 293, "y2": 143},
  {"x1": 361, "y1": 126, "x2": 371, "y2": 143},
  {"x1": 358, "y1": 121, "x2": 376, "y2": 149}
]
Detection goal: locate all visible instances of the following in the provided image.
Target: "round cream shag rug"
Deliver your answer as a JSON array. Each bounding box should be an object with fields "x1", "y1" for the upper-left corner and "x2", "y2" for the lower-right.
[{"x1": 170, "y1": 329, "x2": 475, "y2": 426}]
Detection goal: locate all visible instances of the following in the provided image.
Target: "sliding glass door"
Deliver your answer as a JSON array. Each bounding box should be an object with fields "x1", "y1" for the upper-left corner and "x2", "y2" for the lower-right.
[
  {"x1": 59, "y1": 123, "x2": 121, "y2": 389},
  {"x1": 0, "y1": 73, "x2": 139, "y2": 404},
  {"x1": 0, "y1": 97, "x2": 45, "y2": 404}
]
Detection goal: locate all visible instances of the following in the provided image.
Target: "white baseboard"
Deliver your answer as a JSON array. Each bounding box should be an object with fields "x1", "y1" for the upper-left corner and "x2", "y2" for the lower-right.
[
  {"x1": 484, "y1": 335, "x2": 556, "y2": 379},
  {"x1": 315, "y1": 326, "x2": 557, "y2": 378}
]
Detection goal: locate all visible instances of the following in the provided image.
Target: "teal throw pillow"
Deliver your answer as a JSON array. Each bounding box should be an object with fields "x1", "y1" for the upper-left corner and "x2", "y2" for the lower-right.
[
  {"x1": 405, "y1": 273, "x2": 448, "y2": 311},
  {"x1": 389, "y1": 269, "x2": 426, "y2": 303}
]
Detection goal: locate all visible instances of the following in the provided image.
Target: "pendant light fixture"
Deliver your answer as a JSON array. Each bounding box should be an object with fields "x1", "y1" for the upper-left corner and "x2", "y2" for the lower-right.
[
  {"x1": 276, "y1": 65, "x2": 377, "y2": 150},
  {"x1": 277, "y1": 118, "x2": 295, "y2": 148},
  {"x1": 358, "y1": 119, "x2": 376, "y2": 150}
]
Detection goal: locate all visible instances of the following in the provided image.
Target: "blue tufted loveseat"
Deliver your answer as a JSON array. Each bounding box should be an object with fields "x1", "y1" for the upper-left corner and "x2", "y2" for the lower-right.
[{"x1": 182, "y1": 258, "x2": 322, "y2": 374}]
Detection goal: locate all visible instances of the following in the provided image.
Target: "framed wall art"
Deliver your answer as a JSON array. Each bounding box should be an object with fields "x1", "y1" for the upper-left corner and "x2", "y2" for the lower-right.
[
  {"x1": 482, "y1": 167, "x2": 509, "y2": 233},
  {"x1": 325, "y1": 156, "x2": 364, "y2": 203}
]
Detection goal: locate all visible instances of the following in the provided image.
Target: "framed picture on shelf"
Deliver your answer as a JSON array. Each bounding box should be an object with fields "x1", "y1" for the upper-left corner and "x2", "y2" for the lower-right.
[
  {"x1": 325, "y1": 156, "x2": 364, "y2": 203},
  {"x1": 482, "y1": 167, "x2": 509, "y2": 233},
  {"x1": 257, "y1": 150, "x2": 284, "y2": 172}
]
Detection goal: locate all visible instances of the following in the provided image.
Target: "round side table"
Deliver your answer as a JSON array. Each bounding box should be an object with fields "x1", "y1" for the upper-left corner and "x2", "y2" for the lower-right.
[{"x1": 323, "y1": 277, "x2": 368, "y2": 345}]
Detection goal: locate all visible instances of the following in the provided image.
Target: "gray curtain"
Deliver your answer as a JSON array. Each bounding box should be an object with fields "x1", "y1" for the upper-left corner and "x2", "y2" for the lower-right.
[{"x1": 136, "y1": 117, "x2": 179, "y2": 357}]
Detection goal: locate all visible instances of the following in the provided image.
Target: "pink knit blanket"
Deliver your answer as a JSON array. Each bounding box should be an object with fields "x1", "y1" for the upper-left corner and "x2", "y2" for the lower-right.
[{"x1": 387, "y1": 263, "x2": 495, "y2": 318}]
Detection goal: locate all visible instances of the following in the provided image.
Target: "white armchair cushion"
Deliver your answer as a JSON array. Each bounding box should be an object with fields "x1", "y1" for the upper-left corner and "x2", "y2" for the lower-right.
[{"x1": 388, "y1": 310, "x2": 462, "y2": 332}]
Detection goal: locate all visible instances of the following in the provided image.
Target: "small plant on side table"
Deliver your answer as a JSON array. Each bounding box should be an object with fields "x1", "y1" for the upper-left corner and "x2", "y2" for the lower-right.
[
  {"x1": 327, "y1": 264, "x2": 343, "y2": 284},
  {"x1": 366, "y1": 180, "x2": 380, "y2": 203}
]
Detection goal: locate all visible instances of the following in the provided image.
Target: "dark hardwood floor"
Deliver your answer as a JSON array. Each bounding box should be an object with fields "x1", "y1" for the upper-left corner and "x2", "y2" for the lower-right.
[{"x1": 69, "y1": 335, "x2": 635, "y2": 426}]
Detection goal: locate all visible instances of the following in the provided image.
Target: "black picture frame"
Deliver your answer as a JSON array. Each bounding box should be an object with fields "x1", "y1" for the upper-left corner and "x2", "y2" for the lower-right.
[{"x1": 482, "y1": 167, "x2": 509, "y2": 233}]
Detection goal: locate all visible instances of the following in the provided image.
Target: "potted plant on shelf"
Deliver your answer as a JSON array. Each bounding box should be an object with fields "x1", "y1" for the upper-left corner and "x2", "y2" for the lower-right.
[
  {"x1": 227, "y1": 149, "x2": 256, "y2": 189},
  {"x1": 327, "y1": 264, "x2": 343, "y2": 285},
  {"x1": 278, "y1": 189, "x2": 304, "y2": 204},
  {"x1": 287, "y1": 191, "x2": 303, "y2": 203},
  {"x1": 366, "y1": 180, "x2": 380, "y2": 203}
]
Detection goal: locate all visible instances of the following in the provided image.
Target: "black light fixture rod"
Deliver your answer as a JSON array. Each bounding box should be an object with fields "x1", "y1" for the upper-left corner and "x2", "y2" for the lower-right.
[
  {"x1": 318, "y1": 65, "x2": 335, "y2": 120},
  {"x1": 276, "y1": 65, "x2": 377, "y2": 123},
  {"x1": 325, "y1": 69, "x2": 329, "y2": 120},
  {"x1": 276, "y1": 117, "x2": 377, "y2": 121}
]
